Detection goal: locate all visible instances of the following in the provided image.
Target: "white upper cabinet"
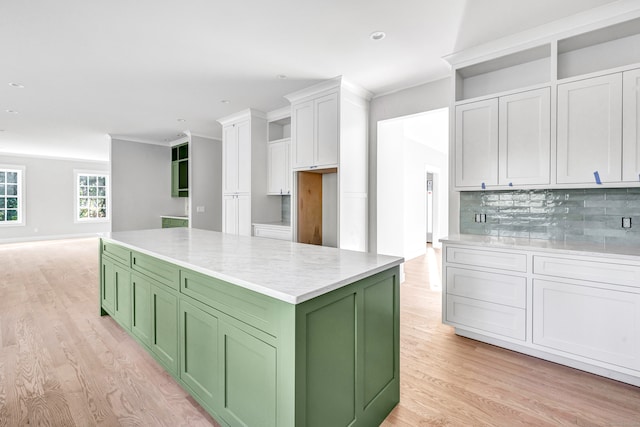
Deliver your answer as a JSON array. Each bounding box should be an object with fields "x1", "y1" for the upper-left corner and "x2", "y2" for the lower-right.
[
  {"x1": 291, "y1": 91, "x2": 339, "y2": 170},
  {"x1": 455, "y1": 98, "x2": 499, "y2": 188},
  {"x1": 499, "y1": 88, "x2": 551, "y2": 186},
  {"x1": 557, "y1": 74, "x2": 623, "y2": 184},
  {"x1": 267, "y1": 139, "x2": 290, "y2": 195},
  {"x1": 222, "y1": 120, "x2": 251, "y2": 194},
  {"x1": 623, "y1": 68, "x2": 640, "y2": 182}
]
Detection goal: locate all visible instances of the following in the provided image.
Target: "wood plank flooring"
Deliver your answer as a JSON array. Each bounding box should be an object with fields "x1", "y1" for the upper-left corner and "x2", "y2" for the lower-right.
[{"x1": 1, "y1": 238, "x2": 639, "y2": 426}]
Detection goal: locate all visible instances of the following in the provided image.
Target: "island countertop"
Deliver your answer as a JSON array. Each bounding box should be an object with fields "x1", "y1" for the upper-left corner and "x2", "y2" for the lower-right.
[{"x1": 100, "y1": 228, "x2": 403, "y2": 304}]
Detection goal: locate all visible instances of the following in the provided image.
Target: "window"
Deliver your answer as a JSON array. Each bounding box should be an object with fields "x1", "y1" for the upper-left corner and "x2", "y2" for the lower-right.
[
  {"x1": 0, "y1": 166, "x2": 24, "y2": 226},
  {"x1": 75, "y1": 171, "x2": 109, "y2": 222}
]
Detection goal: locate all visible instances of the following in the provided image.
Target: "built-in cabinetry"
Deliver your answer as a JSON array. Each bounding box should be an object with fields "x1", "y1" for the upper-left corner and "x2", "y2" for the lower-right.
[
  {"x1": 252, "y1": 222, "x2": 292, "y2": 241},
  {"x1": 218, "y1": 109, "x2": 280, "y2": 236},
  {"x1": 455, "y1": 88, "x2": 550, "y2": 188},
  {"x1": 448, "y1": 14, "x2": 640, "y2": 190},
  {"x1": 284, "y1": 76, "x2": 371, "y2": 251},
  {"x1": 171, "y1": 142, "x2": 189, "y2": 197},
  {"x1": 442, "y1": 237, "x2": 640, "y2": 386},
  {"x1": 267, "y1": 109, "x2": 291, "y2": 196},
  {"x1": 161, "y1": 216, "x2": 188, "y2": 228}
]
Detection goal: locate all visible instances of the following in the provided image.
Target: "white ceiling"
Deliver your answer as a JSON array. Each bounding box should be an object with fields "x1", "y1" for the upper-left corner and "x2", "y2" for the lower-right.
[{"x1": 0, "y1": 0, "x2": 620, "y2": 161}]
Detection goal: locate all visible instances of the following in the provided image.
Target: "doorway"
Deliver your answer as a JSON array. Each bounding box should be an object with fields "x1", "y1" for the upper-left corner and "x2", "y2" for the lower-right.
[{"x1": 376, "y1": 108, "x2": 449, "y2": 262}]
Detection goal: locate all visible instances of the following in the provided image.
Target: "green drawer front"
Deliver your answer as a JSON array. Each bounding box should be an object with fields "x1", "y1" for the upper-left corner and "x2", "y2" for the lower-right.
[
  {"x1": 162, "y1": 218, "x2": 189, "y2": 228},
  {"x1": 102, "y1": 241, "x2": 131, "y2": 266},
  {"x1": 132, "y1": 251, "x2": 179, "y2": 291},
  {"x1": 181, "y1": 269, "x2": 280, "y2": 337}
]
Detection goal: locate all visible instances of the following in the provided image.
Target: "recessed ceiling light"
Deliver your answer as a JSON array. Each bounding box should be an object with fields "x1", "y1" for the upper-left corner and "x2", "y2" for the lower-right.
[
  {"x1": 221, "y1": 99, "x2": 231, "y2": 104},
  {"x1": 369, "y1": 31, "x2": 386, "y2": 41},
  {"x1": 176, "y1": 133, "x2": 184, "y2": 137},
  {"x1": 277, "y1": 74, "x2": 287, "y2": 80},
  {"x1": 6, "y1": 109, "x2": 18, "y2": 114},
  {"x1": 8, "y1": 82, "x2": 24, "y2": 88},
  {"x1": 177, "y1": 118, "x2": 186, "y2": 122}
]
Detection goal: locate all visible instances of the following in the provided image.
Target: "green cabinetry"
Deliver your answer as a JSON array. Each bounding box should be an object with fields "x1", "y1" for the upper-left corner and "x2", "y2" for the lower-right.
[
  {"x1": 131, "y1": 273, "x2": 152, "y2": 346},
  {"x1": 171, "y1": 143, "x2": 189, "y2": 197},
  {"x1": 161, "y1": 216, "x2": 189, "y2": 228},
  {"x1": 101, "y1": 252, "x2": 131, "y2": 330},
  {"x1": 150, "y1": 282, "x2": 179, "y2": 374},
  {"x1": 99, "y1": 239, "x2": 400, "y2": 426}
]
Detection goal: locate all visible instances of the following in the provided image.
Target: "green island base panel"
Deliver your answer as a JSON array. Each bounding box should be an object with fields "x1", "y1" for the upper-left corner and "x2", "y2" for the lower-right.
[{"x1": 99, "y1": 238, "x2": 400, "y2": 426}]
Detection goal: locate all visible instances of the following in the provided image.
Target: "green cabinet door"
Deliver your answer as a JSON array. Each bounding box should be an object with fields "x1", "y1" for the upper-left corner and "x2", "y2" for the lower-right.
[
  {"x1": 151, "y1": 284, "x2": 179, "y2": 374},
  {"x1": 180, "y1": 299, "x2": 219, "y2": 410},
  {"x1": 101, "y1": 258, "x2": 116, "y2": 314},
  {"x1": 102, "y1": 256, "x2": 131, "y2": 330},
  {"x1": 219, "y1": 321, "x2": 277, "y2": 427},
  {"x1": 171, "y1": 161, "x2": 180, "y2": 197},
  {"x1": 131, "y1": 273, "x2": 152, "y2": 346},
  {"x1": 113, "y1": 265, "x2": 131, "y2": 330}
]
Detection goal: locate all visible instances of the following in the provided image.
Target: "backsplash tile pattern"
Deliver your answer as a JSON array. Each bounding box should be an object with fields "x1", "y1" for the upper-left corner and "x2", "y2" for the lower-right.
[{"x1": 460, "y1": 188, "x2": 640, "y2": 247}]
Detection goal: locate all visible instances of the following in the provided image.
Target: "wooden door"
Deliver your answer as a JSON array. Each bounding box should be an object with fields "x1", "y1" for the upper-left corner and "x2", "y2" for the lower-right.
[{"x1": 150, "y1": 284, "x2": 179, "y2": 374}]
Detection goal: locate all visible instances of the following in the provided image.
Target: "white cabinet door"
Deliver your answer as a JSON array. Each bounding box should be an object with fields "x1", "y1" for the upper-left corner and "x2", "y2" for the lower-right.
[
  {"x1": 623, "y1": 68, "x2": 640, "y2": 182},
  {"x1": 557, "y1": 74, "x2": 623, "y2": 184},
  {"x1": 499, "y1": 88, "x2": 550, "y2": 185},
  {"x1": 236, "y1": 120, "x2": 251, "y2": 194},
  {"x1": 223, "y1": 194, "x2": 238, "y2": 235},
  {"x1": 267, "y1": 139, "x2": 290, "y2": 195},
  {"x1": 455, "y1": 98, "x2": 499, "y2": 188},
  {"x1": 314, "y1": 92, "x2": 339, "y2": 168},
  {"x1": 533, "y1": 279, "x2": 640, "y2": 370},
  {"x1": 223, "y1": 121, "x2": 251, "y2": 194},
  {"x1": 222, "y1": 125, "x2": 239, "y2": 194},
  {"x1": 237, "y1": 194, "x2": 251, "y2": 236},
  {"x1": 291, "y1": 101, "x2": 314, "y2": 169}
]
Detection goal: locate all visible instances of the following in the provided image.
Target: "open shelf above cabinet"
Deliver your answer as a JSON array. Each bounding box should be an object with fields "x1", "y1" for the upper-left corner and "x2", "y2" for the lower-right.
[
  {"x1": 455, "y1": 44, "x2": 551, "y2": 102},
  {"x1": 558, "y1": 17, "x2": 640, "y2": 80}
]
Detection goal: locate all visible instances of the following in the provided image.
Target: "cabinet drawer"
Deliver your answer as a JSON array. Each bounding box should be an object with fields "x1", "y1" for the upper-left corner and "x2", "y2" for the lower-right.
[
  {"x1": 446, "y1": 295, "x2": 525, "y2": 340},
  {"x1": 533, "y1": 256, "x2": 640, "y2": 288},
  {"x1": 253, "y1": 225, "x2": 292, "y2": 241},
  {"x1": 132, "y1": 251, "x2": 179, "y2": 291},
  {"x1": 180, "y1": 269, "x2": 280, "y2": 336},
  {"x1": 446, "y1": 246, "x2": 527, "y2": 272},
  {"x1": 446, "y1": 267, "x2": 526, "y2": 308},
  {"x1": 533, "y1": 279, "x2": 640, "y2": 370},
  {"x1": 102, "y1": 241, "x2": 131, "y2": 266}
]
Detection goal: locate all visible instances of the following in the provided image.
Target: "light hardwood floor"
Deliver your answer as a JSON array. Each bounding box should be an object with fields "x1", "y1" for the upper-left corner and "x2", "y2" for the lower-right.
[{"x1": 1, "y1": 238, "x2": 639, "y2": 426}]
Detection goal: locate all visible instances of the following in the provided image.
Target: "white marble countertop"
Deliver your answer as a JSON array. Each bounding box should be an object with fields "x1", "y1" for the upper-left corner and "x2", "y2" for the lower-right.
[
  {"x1": 101, "y1": 228, "x2": 403, "y2": 304},
  {"x1": 441, "y1": 234, "x2": 640, "y2": 260},
  {"x1": 160, "y1": 215, "x2": 189, "y2": 220}
]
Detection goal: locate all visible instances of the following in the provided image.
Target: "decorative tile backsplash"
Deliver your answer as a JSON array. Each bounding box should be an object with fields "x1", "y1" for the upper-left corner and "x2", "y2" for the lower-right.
[{"x1": 460, "y1": 188, "x2": 640, "y2": 247}]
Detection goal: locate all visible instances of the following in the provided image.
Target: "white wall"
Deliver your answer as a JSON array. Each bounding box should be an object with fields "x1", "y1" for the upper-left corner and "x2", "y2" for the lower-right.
[
  {"x1": 377, "y1": 108, "x2": 449, "y2": 262},
  {"x1": 0, "y1": 153, "x2": 110, "y2": 243},
  {"x1": 369, "y1": 78, "x2": 450, "y2": 253},
  {"x1": 111, "y1": 139, "x2": 184, "y2": 231},
  {"x1": 190, "y1": 135, "x2": 222, "y2": 231}
]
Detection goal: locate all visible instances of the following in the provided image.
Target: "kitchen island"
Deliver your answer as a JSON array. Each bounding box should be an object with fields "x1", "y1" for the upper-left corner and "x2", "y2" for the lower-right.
[{"x1": 99, "y1": 228, "x2": 403, "y2": 427}]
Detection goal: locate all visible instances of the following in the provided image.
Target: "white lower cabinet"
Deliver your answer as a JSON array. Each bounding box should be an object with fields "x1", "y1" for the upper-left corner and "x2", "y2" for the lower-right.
[
  {"x1": 443, "y1": 241, "x2": 640, "y2": 386},
  {"x1": 533, "y1": 278, "x2": 640, "y2": 370},
  {"x1": 223, "y1": 194, "x2": 251, "y2": 236}
]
